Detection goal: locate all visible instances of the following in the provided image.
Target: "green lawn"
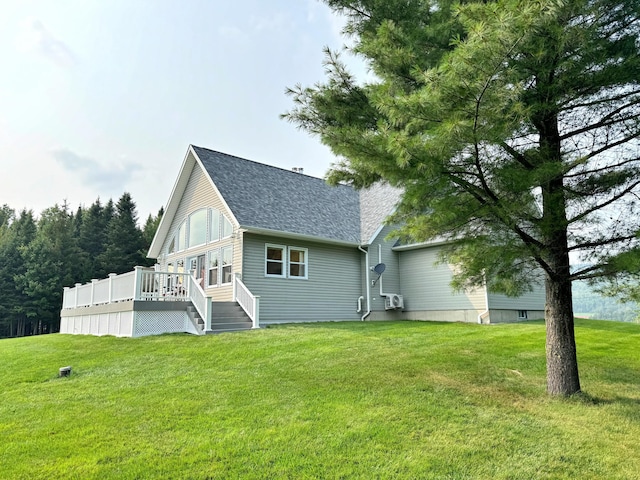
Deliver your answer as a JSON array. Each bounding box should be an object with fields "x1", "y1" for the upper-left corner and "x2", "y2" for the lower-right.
[{"x1": 1, "y1": 319, "x2": 639, "y2": 479}]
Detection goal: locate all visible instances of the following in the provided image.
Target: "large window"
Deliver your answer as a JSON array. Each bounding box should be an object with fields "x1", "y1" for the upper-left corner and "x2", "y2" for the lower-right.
[
  {"x1": 188, "y1": 209, "x2": 207, "y2": 247},
  {"x1": 265, "y1": 244, "x2": 308, "y2": 279},
  {"x1": 209, "y1": 209, "x2": 220, "y2": 243},
  {"x1": 168, "y1": 208, "x2": 234, "y2": 255},
  {"x1": 210, "y1": 208, "x2": 233, "y2": 243},
  {"x1": 177, "y1": 222, "x2": 187, "y2": 251},
  {"x1": 222, "y1": 215, "x2": 233, "y2": 238},
  {"x1": 208, "y1": 250, "x2": 219, "y2": 287},
  {"x1": 207, "y1": 246, "x2": 233, "y2": 287},
  {"x1": 221, "y1": 246, "x2": 233, "y2": 284}
]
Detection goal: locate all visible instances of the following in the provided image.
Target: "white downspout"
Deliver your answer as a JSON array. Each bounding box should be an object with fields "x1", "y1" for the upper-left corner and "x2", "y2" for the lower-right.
[
  {"x1": 478, "y1": 274, "x2": 490, "y2": 324},
  {"x1": 358, "y1": 245, "x2": 371, "y2": 321},
  {"x1": 378, "y1": 244, "x2": 392, "y2": 297}
]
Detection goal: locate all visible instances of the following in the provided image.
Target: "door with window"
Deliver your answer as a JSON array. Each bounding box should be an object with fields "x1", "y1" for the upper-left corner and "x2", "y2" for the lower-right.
[{"x1": 188, "y1": 254, "x2": 206, "y2": 288}]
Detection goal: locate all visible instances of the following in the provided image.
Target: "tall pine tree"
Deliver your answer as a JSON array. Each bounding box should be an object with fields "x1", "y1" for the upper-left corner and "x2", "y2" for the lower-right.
[
  {"x1": 17, "y1": 204, "x2": 82, "y2": 334},
  {"x1": 100, "y1": 193, "x2": 146, "y2": 274},
  {"x1": 0, "y1": 210, "x2": 37, "y2": 336},
  {"x1": 284, "y1": 0, "x2": 640, "y2": 395}
]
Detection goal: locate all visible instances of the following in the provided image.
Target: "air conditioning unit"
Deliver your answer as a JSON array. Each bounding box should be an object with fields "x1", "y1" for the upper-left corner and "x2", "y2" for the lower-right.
[{"x1": 385, "y1": 294, "x2": 404, "y2": 310}]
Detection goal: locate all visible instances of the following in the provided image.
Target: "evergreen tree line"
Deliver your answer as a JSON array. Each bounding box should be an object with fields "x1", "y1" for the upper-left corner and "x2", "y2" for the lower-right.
[{"x1": 0, "y1": 193, "x2": 163, "y2": 338}]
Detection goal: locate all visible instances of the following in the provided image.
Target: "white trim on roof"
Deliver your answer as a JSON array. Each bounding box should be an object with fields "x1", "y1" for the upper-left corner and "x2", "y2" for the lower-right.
[
  {"x1": 148, "y1": 147, "x2": 195, "y2": 259},
  {"x1": 147, "y1": 145, "x2": 242, "y2": 259},
  {"x1": 190, "y1": 146, "x2": 240, "y2": 230},
  {"x1": 240, "y1": 227, "x2": 359, "y2": 247},
  {"x1": 391, "y1": 238, "x2": 452, "y2": 251}
]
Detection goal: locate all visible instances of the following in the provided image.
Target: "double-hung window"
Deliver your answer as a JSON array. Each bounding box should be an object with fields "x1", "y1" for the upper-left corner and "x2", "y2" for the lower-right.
[
  {"x1": 266, "y1": 245, "x2": 285, "y2": 277},
  {"x1": 208, "y1": 246, "x2": 233, "y2": 287},
  {"x1": 289, "y1": 248, "x2": 307, "y2": 278},
  {"x1": 208, "y1": 250, "x2": 219, "y2": 287},
  {"x1": 221, "y1": 246, "x2": 233, "y2": 284},
  {"x1": 265, "y1": 244, "x2": 308, "y2": 279}
]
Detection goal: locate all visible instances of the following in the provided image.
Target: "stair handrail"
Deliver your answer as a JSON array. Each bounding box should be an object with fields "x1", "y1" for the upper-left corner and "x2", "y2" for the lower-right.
[
  {"x1": 233, "y1": 273, "x2": 260, "y2": 329},
  {"x1": 187, "y1": 275, "x2": 212, "y2": 331}
]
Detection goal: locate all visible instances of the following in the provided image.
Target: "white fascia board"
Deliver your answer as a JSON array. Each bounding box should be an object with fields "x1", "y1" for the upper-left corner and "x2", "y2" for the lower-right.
[
  {"x1": 191, "y1": 148, "x2": 241, "y2": 230},
  {"x1": 241, "y1": 227, "x2": 359, "y2": 247},
  {"x1": 364, "y1": 223, "x2": 387, "y2": 246},
  {"x1": 363, "y1": 206, "x2": 398, "y2": 246},
  {"x1": 147, "y1": 146, "x2": 197, "y2": 259},
  {"x1": 391, "y1": 238, "x2": 452, "y2": 251}
]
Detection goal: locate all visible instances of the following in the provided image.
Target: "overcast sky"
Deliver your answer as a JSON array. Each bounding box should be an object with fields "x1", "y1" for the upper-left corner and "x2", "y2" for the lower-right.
[{"x1": 0, "y1": 0, "x2": 362, "y2": 221}]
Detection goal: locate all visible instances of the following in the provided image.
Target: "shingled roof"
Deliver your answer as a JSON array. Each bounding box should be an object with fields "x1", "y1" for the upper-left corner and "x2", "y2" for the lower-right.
[{"x1": 193, "y1": 146, "x2": 363, "y2": 244}]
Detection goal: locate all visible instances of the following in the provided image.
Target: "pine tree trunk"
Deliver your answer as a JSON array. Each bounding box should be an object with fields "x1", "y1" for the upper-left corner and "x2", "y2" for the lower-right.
[{"x1": 545, "y1": 273, "x2": 581, "y2": 395}]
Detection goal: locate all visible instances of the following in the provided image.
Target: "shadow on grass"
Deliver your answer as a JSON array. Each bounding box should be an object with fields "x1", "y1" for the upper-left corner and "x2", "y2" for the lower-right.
[{"x1": 569, "y1": 391, "x2": 640, "y2": 416}]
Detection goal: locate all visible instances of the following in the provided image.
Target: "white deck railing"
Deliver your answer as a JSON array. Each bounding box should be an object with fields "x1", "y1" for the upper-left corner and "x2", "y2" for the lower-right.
[
  {"x1": 186, "y1": 274, "x2": 212, "y2": 330},
  {"x1": 233, "y1": 273, "x2": 260, "y2": 329},
  {"x1": 62, "y1": 267, "x2": 192, "y2": 308},
  {"x1": 63, "y1": 267, "x2": 260, "y2": 331}
]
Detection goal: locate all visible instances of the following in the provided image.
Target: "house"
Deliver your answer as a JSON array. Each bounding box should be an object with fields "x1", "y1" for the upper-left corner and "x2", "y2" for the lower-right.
[{"x1": 59, "y1": 145, "x2": 545, "y2": 337}]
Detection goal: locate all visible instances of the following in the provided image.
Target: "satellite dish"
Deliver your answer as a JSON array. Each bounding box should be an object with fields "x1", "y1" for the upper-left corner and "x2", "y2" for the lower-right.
[{"x1": 372, "y1": 263, "x2": 386, "y2": 275}]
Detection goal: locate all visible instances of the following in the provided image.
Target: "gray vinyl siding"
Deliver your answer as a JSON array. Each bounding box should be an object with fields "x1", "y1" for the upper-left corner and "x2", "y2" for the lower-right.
[
  {"x1": 487, "y1": 280, "x2": 546, "y2": 310},
  {"x1": 398, "y1": 247, "x2": 486, "y2": 311},
  {"x1": 242, "y1": 233, "x2": 361, "y2": 322},
  {"x1": 160, "y1": 160, "x2": 242, "y2": 301},
  {"x1": 365, "y1": 225, "x2": 402, "y2": 311}
]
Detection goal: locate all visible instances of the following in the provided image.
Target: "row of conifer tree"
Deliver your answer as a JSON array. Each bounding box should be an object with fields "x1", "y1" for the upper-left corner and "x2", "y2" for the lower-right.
[{"x1": 0, "y1": 193, "x2": 163, "y2": 338}]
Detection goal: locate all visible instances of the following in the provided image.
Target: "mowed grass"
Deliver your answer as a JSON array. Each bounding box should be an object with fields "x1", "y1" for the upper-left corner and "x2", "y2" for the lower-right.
[{"x1": 1, "y1": 319, "x2": 639, "y2": 479}]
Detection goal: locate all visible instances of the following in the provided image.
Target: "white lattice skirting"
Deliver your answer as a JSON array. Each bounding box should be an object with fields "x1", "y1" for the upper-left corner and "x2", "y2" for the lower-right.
[
  {"x1": 133, "y1": 311, "x2": 197, "y2": 337},
  {"x1": 60, "y1": 309, "x2": 198, "y2": 337}
]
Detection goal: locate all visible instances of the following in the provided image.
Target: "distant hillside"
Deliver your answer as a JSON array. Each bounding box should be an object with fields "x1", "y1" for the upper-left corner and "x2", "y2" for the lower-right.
[{"x1": 572, "y1": 278, "x2": 638, "y2": 322}]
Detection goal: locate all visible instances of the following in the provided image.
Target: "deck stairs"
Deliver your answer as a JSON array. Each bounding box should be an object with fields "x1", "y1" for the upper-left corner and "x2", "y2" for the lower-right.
[
  {"x1": 208, "y1": 301, "x2": 254, "y2": 334},
  {"x1": 186, "y1": 304, "x2": 205, "y2": 334}
]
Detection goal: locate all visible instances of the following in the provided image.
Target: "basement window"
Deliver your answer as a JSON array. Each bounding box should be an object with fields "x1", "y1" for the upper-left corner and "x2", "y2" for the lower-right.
[{"x1": 518, "y1": 310, "x2": 528, "y2": 319}]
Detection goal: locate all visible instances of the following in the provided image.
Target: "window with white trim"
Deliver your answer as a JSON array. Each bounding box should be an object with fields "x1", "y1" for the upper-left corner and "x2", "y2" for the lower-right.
[
  {"x1": 177, "y1": 222, "x2": 187, "y2": 251},
  {"x1": 265, "y1": 245, "x2": 285, "y2": 277},
  {"x1": 188, "y1": 209, "x2": 207, "y2": 248},
  {"x1": 209, "y1": 209, "x2": 220, "y2": 243},
  {"x1": 518, "y1": 310, "x2": 528, "y2": 319},
  {"x1": 289, "y1": 247, "x2": 307, "y2": 278},
  {"x1": 265, "y1": 244, "x2": 308, "y2": 279},
  {"x1": 207, "y1": 246, "x2": 233, "y2": 287},
  {"x1": 221, "y1": 246, "x2": 233, "y2": 284},
  {"x1": 168, "y1": 208, "x2": 234, "y2": 256},
  {"x1": 208, "y1": 250, "x2": 219, "y2": 287},
  {"x1": 222, "y1": 215, "x2": 233, "y2": 238}
]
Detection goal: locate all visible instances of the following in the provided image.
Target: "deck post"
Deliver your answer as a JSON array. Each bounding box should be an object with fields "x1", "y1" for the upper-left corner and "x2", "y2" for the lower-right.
[
  {"x1": 133, "y1": 266, "x2": 144, "y2": 301},
  {"x1": 74, "y1": 283, "x2": 81, "y2": 308},
  {"x1": 253, "y1": 296, "x2": 260, "y2": 329},
  {"x1": 108, "y1": 273, "x2": 117, "y2": 303},
  {"x1": 90, "y1": 279, "x2": 99, "y2": 306},
  {"x1": 232, "y1": 273, "x2": 238, "y2": 302},
  {"x1": 205, "y1": 297, "x2": 212, "y2": 331},
  {"x1": 63, "y1": 286, "x2": 70, "y2": 309}
]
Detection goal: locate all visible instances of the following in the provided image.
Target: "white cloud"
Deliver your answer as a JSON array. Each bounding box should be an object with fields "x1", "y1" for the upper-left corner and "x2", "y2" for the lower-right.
[
  {"x1": 15, "y1": 17, "x2": 77, "y2": 68},
  {"x1": 51, "y1": 148, "x2": 142, "y2": 192}
]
